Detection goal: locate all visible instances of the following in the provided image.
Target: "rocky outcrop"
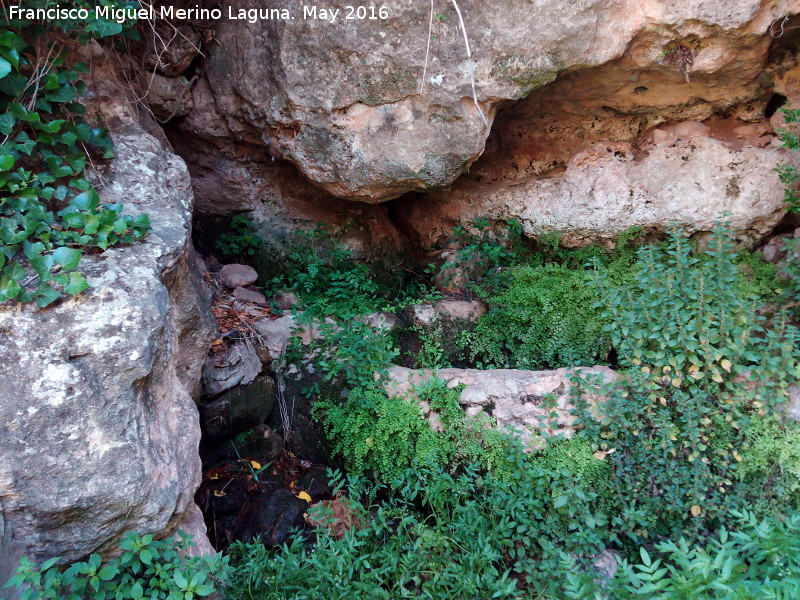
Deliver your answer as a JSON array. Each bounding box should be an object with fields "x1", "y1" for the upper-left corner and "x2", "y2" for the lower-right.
[
  {"x1": 0, "y1": 105, "x2": 214, "y2": 583},
  {"x1": 174, "y1": 0, "x2": 797, "y2": 204},
  {"x1": 396, "y1": 130, "x2": 790, "y2": 248},
  {"x1": 385, "y1": 365, "x2": 617, "y2": 446}
]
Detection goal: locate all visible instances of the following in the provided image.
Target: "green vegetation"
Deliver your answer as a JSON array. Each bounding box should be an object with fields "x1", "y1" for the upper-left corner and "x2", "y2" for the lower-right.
[
  {"x1": 229, "y1": 445, "x2": 609, "y2": 599},
  {"x1": 224, "y1": 221, "x2": 800, "y2": 598},
  {"x1": 5, "y1": 531, "x2": 230, "y2": 600},
  {"x1": 215, "y1": 214, "x2": 261, "y2": 259},
  {"x1": 564, "y1": 510, "x2": 800, "y2": 599},
  {"x1": 315, "y1": 378, "x2": 508, "y2": 483},
  {"x1": 776, "y1": 106, "x2": 800, "y2": 212},
  {"x1": 0, "y1": 3, "x2": 150, "y2": 306},
  {"x1": 570, "y1": 226, "x2": 799, "y2": 544}
]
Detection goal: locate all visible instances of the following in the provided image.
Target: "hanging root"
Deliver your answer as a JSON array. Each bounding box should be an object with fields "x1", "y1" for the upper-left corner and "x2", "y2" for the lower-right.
[
  {"x1": 450, "y1": 0, "x2": 488, "y2": 126},
  {"x1": 418, "y1": 0, "x2": 489, "y2": 127}
]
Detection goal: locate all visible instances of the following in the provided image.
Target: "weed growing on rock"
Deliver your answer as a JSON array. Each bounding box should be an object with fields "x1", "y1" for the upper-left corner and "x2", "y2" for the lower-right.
[
  {"x1": 215, "y1": 214, "x2": 261, "y2": 259},
  {"x1": 315, "y1": 377, "x2": 509, "y2": 484}
]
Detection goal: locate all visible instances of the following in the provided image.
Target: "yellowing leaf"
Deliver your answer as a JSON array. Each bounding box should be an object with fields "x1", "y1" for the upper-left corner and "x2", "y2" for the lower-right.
[
  {"x1": 720, "y1": 359, "x2": 732, "y2": 373},
  {"x1": 671, "y1": 378, "x2": 682, "y2": 388},
  {"x1": 690, "y1": 505, "x2": 702, "y2": 517},
  {"x1": 733, "y1": 451, "x2": 743, "y2": 462},
  {"x1": 297, "y1": 491, "x2": 312, "y2": 503},
  {"x1": 250, "y1": 461, "x2": 262, "y2": 470},
  {"x1": 711, "y1": 372, "x2": 724, "y2": 384},
  {"x1": 213, "y1": 490, "x2": 226, "y2": 497}
]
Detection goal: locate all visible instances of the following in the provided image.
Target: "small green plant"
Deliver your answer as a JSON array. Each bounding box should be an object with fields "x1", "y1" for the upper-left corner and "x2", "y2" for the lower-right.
[
  {"x1": 314, "y1": 378, "x2": 511, "y2": 485},
  {"x1": 776, "y1": 106, "x2": 800, "y2": 212},
  {"x1": 5, "y1": 531, "x2": 230, "y2": 600},
  {"x1": 409, "y1": 324, "x2": 447, "y2": 369},
  {"x1": 215, "y1": 214, "x2": 261, "y2": 258},
  {"x1": 563, "y1": 510, "x2": 800, "y2": 599},
  {"x1": 1, "y1": 3, "x2": 151, "y2": 306},
  {"x1": 289, "y1": 315, "x2": 399, "y2": 395}
]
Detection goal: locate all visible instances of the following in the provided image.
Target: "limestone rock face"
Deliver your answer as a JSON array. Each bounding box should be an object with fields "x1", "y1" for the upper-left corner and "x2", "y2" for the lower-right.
[
  {"x1": 181, "y1": 0, "x2": 794, "y2": 204},
  {"x1": 397, "y1": 134, "x2": 790, "y2": 249},
  {"x1": 385, "y1": 365, "x2": 617, "y2": 446},
  {"x1": 0, "y1": 125, "x2": 215, "y2": 580}
]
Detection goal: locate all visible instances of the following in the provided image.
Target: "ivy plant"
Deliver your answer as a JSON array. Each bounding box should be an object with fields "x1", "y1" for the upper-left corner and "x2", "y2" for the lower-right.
[{"x1": 0, "y1": 3, "x2": 150, "y2": 307}]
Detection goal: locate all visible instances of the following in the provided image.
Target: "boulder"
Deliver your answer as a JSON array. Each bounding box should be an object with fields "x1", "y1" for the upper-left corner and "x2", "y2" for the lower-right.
[
  {"x1": 0, "y1": 124, "x2": 215, "y2": 579},
  {"x1": 144, "y1": 73, "x2": 194, "y2": 123},
  {"x1": 202, "y1": 341, "x2": 261, "y2": 396},
  {"x1": 219, "y1": 264, "x2": 258, "y2": 288},
  {"x1": 175, "y1": 0, "x2": 789, "y2": 203},
  {"x1": 232, "y1": 286, "x2": 269, "y2": 306},
  {"x1": 385, "y1": 365, "x2": 617, "y2": 446},
  {"x1": 236, "y1": 489, "x2": 308, "y2": 547}
]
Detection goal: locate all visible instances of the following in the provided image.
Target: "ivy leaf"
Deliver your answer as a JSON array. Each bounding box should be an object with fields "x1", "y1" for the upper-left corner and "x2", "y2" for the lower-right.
[
  {"x1": 86, "y1": 20, "x2": 124, "y2": 38},
  {"x1": 35, "y1": 282, "x2": 62, "y2": 307},
  {"x1": 0, "y1": 273, "x2": 21, "y2": 301},
  {"x1": 52, "y1": 247, "x2": 81, "y2": 271},
  {"x1": 0, "y1": 73, "x2": 27, "y2": 96},
  {"x1": 0, "y1": 154, "x2": 13, "y2": 171},
  {"x1": 0, "y1": 57, "x2": 10, "y2": 80},
  {"x1": 0, "y1": 112, "x2": 16, "y2": 135},
  {"x1": 69, "y1": 190, "x2": 100, "y2": 212},
  {"x1": 64, "y1": 271, "x2": 87, "y2": 296}
]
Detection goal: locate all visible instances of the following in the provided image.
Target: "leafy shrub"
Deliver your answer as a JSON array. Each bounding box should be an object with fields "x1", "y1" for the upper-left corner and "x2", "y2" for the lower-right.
[
  {"x1": 590, "y1": 225, "x2": 797, "y2": 399},
  {"x1": 572, "y1": 225, "x2": 800, "y2": 544},
  {"x1": 564, "y1": 510, "x2": 800, "y2": 599},
  {"x1": 1, "y1": 4, "x2": 150, "y2": 306},
  {"x1": 5, "y1": 531, "x2": 230, "y2": 600},
  {"x1": 776, "y1": 106, "x2": 800, "y2": 212},
  {"x1": 267, "y1": 225, "x2": 388, "y2": 319},
  {"x1": 215, "y1": 214, "x2": 261, "y2": 258},
  {"x1": 288, "y1": 315, "x2": 399, "y2": 395}
]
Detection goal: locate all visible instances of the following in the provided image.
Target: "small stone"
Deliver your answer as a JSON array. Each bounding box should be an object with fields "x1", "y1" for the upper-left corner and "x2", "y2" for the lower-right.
[
  {"x1": 219, "y1": 264, "x2": 258, "y2": 288},
  {"x1": 272, "y1": 289, "x2": 300, "y2": 311},
  {"x1": 233, "y1": 287, "x2": 268, "y2": 305}
]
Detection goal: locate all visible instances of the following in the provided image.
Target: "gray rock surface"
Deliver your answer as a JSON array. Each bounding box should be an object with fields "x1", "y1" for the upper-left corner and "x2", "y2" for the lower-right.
[
  {"x1": 0, "y1": 124, "x2": 215, "y2": 580},
  {"x1": 201, "y1": 375, "x2": 276, "y2": 441},
  {"x1": 202, "y1": 342, "x2": 262, "y2": 397},
  {"x1": 400, "y1": 135, "x2": 789, "y2": 248},
  {"x1": 385, "y1": 365, "x2": 617, "y2": 446},
  {"x1": 183, "y1": 0, "x2": 789, "y2": 203}
]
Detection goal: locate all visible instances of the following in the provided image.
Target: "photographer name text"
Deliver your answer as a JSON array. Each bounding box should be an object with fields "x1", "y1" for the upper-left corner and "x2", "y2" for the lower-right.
[{"x1": 9, "y1": 4, "x2": 390, "y2": 25}]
